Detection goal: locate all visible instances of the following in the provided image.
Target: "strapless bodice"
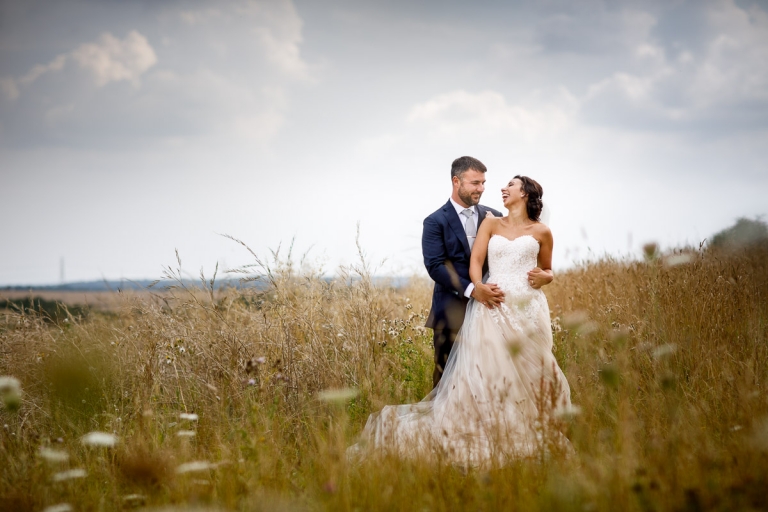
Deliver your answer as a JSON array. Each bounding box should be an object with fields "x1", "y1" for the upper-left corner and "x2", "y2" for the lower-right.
[{"x1": 487, "y1": 234, "x2": 541, "y2": 301}]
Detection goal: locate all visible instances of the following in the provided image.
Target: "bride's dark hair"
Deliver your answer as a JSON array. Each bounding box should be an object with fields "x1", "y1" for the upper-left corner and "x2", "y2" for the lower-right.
[{"x1": 514, "y1": 175, "x2": 544, "y2": 221}]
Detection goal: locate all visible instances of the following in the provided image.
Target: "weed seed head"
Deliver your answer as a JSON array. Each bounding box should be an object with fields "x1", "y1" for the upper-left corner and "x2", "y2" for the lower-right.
[
  {"x1": 554, "y1": 403, "x2": 582, "y2": 421},
  {"x1": 317, "y1": 387, "x2": 358, "y2": 405},
  {"x1": 43, "y1": 504, "x2": 73, "y2": 512},
  {"x1": 39, "y1": 446, "x2": 69, "y2": 463},
  {"x1": 0, "y1": 376, "x2": 21, "y2": 394},
  {"x1": 176, "y1": 461, "x2": 215, "y2": 474},
  {"x1": 0, "y1": 375, "x2": 22, "y2": 411},
  {"x1": 81, "y1": 431, "x2": 118, "y2": 447},
  {"x1": 643, "y1": 242, "x2": 659, "y2": 261},
  {"x1": 52, "y1": 468, "x2": 87, "y2": 482}
]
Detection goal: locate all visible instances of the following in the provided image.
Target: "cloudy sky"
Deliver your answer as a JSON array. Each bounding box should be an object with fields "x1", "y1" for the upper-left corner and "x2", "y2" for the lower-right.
[{"x1": 1, "y1": 0, "x2": 767, "y2": 285}]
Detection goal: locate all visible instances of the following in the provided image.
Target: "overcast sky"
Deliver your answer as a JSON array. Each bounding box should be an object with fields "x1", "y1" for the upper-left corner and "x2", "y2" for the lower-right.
[{"x1": 1, "y1": 0, "x2": 767, "y2": 285}]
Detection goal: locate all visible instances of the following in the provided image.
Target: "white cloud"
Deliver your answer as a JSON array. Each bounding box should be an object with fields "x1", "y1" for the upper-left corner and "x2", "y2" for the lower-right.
[
  {"x1": 70, "y1": 31, "x2": 157, "y2": 87},
  {"x1": 1, "y1": 31, "x2": 157, "y2": 100},
  {"x1": 0, "y1": 1, "x2": 312, "y2": 148},
  {"x1": 251, "y1": 0, "x2": 310, "y2": 80},
  {"x1": 582, "y1": 0, "x2": 768, "y2": 127},
  {"x1": 689, "y1": 0, "x2": 768, "y2": 106},
  {"x1": 407, "y1": 89, "x2": 578, "y2": 142},
  {"x1": 179, "y1": 0, "x2": 311, "y2": 81},
  {"x1": 19, "y1": 54, "x2": 68, "y2": 86}
]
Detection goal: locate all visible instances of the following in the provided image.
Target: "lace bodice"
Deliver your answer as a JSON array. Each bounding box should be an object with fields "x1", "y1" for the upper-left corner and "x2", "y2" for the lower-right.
[{"x1": 487, "y1": 234, "x2": 541, "y2": 301}]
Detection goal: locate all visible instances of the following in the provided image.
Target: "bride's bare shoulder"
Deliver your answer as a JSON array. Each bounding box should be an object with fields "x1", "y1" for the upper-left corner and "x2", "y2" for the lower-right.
[
  {"x1": 533, "y1": 222, "x2": 552, "y2": 241},
  {"x1": 479, "y1": 215, "x2": 502, "y2": 233}
]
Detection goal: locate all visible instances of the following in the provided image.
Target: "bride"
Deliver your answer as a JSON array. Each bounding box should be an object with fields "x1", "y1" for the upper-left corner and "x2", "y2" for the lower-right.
[{"x1": 350, "y1": 176, "x2": 572, "y2": 466}]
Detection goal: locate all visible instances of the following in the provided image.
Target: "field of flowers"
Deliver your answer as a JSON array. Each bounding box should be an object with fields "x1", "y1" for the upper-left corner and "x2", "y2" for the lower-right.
[{"x1": 1, "y1": 239, "x2": 767, "y2": 511}]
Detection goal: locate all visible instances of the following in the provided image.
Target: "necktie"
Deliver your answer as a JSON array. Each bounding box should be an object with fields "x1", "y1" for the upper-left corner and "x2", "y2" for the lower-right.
[{"x1": 461, "y1": 208, "x2": 476, "y2": 249}]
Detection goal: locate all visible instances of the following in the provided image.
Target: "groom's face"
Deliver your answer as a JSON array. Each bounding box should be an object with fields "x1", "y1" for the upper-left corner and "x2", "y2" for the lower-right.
[{"x1": 454, "y1": 169, "x2": 486, "y2": 207}]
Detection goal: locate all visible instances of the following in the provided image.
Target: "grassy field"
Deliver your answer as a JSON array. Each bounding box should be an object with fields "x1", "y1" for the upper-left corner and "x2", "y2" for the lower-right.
[{"x1": 1, "y1": 242, "x2": 767, "y2": 511}]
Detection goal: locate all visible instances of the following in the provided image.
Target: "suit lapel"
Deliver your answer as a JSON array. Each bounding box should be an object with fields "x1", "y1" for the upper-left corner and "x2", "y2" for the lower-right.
[{"x1": 443, "y1": 201, "x2": 471, "y2": 256}]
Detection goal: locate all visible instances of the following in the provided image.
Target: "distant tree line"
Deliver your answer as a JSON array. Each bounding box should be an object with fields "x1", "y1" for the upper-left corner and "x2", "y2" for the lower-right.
[{"x1": 709, "y1": 217, "x2": 768, "y2": 251}]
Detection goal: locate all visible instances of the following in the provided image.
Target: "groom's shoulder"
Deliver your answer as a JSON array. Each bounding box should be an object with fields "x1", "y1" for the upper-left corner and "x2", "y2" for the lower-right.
[{"x1": 424, "y1": 200, "x2": 452, "y2": 222}]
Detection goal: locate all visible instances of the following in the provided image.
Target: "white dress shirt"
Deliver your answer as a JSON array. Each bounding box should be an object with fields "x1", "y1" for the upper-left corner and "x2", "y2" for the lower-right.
[{"x1": 449, "y1": 198, "x2": 478, "y2": 298}]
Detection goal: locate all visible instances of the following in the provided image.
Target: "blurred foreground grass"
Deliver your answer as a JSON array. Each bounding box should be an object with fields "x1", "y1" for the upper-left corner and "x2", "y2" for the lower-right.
[{"x1": 1, "y1": 241, "x2": 768, "y2": 511}]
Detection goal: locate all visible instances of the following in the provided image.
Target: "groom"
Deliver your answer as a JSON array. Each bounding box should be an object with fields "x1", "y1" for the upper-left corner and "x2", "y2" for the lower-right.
[{"x1": 423, "y1": 156, "x2": 505, "y2": 388}]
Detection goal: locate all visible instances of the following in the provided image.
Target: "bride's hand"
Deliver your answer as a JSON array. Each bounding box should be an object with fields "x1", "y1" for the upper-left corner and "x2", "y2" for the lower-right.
[{"x1": 527, "y1": 267, "x2": 553, "y2": 289}]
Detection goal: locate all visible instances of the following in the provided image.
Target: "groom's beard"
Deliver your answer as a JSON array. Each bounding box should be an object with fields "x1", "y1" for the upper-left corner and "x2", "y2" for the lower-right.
[{"x1": 458, "y1": 186, "x2": 481, "y2": 207}]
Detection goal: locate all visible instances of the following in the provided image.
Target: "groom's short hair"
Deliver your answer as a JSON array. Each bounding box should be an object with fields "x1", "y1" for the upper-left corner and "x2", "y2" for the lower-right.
[{"x1": 451, "y1": 156, "x2": 487, "y2": 180}]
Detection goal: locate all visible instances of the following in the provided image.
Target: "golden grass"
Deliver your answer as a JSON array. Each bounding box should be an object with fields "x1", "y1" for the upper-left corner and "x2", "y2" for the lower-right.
[{"x1": 1, "y1": 242, "x2": 767, "y2": 511}]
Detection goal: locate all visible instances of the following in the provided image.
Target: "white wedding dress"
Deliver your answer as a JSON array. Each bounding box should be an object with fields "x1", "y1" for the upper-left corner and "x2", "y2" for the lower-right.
[{"x1": 351, "y1": 234, "x2": 572, "y2": 466}]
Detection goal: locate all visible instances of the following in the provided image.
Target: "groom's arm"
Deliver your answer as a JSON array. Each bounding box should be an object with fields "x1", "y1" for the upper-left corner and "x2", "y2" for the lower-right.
[{"x1": 422, "y1": 216, "x2": 471, "y2": 294}]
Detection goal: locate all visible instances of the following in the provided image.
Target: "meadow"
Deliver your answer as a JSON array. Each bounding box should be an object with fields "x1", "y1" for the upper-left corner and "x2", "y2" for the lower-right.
[{"x1": 1, "y1": 239, "x2": 767, "y2": 511}]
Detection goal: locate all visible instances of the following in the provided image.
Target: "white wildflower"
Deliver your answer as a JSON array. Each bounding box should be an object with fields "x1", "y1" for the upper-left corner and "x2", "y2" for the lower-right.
[
  {"x1": 80, "y1": 431, "x2": 118, "y2": 447},
  {"x1": 176, "y1": 461, "x2": 214, "y2": 474},
  {"x1": 179, "y1": 413, "x2": 199, "y2": 421},
  {"x1": 0, "y1": 376, "x2": 21, "y2": 394},
  {"x1": 43, "y1": 504, "x2": 73, "y2": 512},
  {"x1": 39, "y1": 447, "x2": 69, "y2": 463},
  {"x1": 122, "y1": 494, "x2": 146, "y2": 505},
  {"x1": 52, "y1": 468, "x2": 87, "y2": 482},
  {"x1": 177, "y1": 430, "x2": 196, "y2": 437}
]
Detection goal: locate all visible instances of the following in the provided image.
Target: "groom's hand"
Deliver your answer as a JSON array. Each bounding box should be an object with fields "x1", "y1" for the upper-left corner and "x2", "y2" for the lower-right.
[{"x1": 472, "y1": 283, "x2": 505, "y2": 309}]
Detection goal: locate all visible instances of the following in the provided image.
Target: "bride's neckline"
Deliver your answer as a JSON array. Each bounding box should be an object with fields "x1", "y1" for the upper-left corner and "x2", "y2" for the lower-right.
[{"x1": 490, "y1": 233, "x2": 539, "y2": 245}]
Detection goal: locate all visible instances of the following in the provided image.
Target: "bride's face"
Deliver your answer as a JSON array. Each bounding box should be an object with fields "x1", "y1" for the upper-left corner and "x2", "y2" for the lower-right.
[{"x1": 501, "y1": 178, "x2": 524, "y2": 207}]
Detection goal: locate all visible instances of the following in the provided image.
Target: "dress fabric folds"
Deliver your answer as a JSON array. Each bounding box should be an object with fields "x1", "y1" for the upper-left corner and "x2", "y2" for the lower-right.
[{"x1": 352, "y1": 235, "x2": 572, "y2": 466}]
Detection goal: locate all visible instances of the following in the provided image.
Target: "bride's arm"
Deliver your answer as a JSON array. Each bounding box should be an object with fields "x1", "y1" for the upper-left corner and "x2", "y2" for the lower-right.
[
  {"x1": 528, "y1": 226, "x2": 554, "y2": 289},
  {"x1": 470, "y1": 219, "x2": 505, "y2": 308}
]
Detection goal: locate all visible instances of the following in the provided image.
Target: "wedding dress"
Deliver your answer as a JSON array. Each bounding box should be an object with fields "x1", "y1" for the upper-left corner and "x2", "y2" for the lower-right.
[{"x1": 351, "y1": 234, "x2": 572, "y2": 466}]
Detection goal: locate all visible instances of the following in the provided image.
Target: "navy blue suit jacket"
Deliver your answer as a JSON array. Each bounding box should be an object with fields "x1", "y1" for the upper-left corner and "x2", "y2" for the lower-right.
[{"x1": 423, "y1": 200, "x2": 503, "y2": 331}]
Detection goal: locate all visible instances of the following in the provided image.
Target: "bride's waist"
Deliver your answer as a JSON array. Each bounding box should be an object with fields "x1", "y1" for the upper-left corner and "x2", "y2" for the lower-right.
[{"x1": 487, "y1": 274, "x2": 539, "y2": 295}]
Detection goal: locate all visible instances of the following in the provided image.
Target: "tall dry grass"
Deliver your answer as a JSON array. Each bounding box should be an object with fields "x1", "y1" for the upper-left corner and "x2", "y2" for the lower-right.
[{"x1": 1, "y1": 240, "x2": 767, "y2": 511}]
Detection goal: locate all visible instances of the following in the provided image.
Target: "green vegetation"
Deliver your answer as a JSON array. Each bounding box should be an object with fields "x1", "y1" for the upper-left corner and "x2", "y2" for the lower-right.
[
  {"x1": 710, "y1": 217, "x2": 768, "y2": 250},
  {"x1": 0, "y1": 297, "x2": 89, "y2": 324}
]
